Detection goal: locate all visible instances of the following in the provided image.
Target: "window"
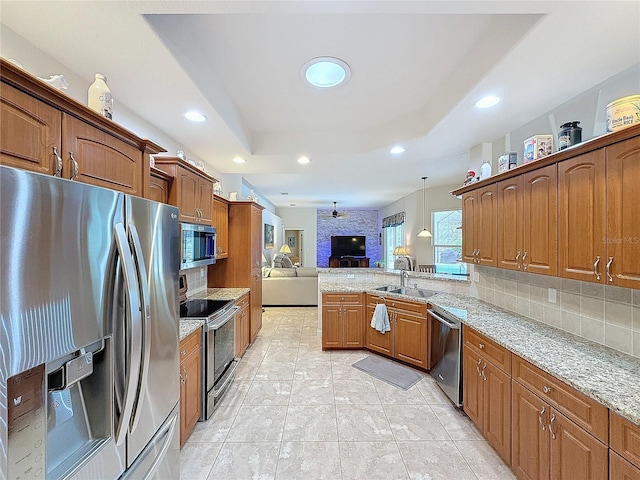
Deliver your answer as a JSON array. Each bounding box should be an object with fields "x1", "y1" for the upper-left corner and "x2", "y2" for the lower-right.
[
  {"x1": 432, "y1": 210, "x2": 466, "y2": 275},
  {"x1": 382, "y1": 212, "x2": 405, "y2": 268}
]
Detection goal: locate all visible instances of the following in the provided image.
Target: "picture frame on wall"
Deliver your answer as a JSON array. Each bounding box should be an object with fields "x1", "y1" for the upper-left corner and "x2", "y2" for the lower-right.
[
  {"x1": 264, "y1": 223, "x2": 274, "y2": 249},
  {"x1": 287, "y1": 236, "x2": 295, "y2": 248}
]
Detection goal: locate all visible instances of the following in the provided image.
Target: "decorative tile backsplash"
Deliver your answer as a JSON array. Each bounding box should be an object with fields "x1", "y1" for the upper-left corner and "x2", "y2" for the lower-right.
[
  {"x1": 182, "y1": 266, "x2": 208, "y2": 296},
  {"x1": 476, "y1": 266, "x2": 640, "y2": 358}
]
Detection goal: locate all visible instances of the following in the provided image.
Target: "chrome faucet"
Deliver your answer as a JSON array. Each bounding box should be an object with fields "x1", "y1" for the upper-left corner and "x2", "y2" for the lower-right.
[{"x1": 401, "y1": 270, "x2": 409, "y2": 288}]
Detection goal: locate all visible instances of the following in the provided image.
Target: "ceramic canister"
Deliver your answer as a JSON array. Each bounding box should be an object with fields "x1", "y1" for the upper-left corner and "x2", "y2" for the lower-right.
[{"x1": 606, "y1": 95, "x2": 640, "y2": 133}]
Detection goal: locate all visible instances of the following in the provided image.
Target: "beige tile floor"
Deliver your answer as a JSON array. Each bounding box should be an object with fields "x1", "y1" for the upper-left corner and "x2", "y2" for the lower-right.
[{"x1": 180, "y1": 307, "x2": 515, "y2": 480}]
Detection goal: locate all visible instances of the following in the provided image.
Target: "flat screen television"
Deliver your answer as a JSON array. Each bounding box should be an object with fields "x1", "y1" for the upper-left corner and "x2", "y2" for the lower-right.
[{"x1": 331, "y1": 235, "x2": 366, "y2": 258}]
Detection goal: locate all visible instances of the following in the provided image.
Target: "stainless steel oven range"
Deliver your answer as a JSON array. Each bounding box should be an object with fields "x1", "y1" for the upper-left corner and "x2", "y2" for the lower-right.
[{"x1": 179, "y1": 298, "x2": 239, "y2": 420}]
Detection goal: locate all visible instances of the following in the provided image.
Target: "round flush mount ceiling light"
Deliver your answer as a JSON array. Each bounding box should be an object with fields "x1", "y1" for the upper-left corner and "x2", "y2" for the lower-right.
[
  {"x1": 389, "y1": 145, "x2": 405, "y2": 154},
  {"x1": 473, "y1": 95, "x2": 501, "y2": 109},
  {"x1": 184, "y1": 111, "x2": 207, "y2": 122},
  {"x1": 297, "y1": 156, "x2": 311, "y2": 165},
  {"x1": 232, "y1": 157, "x2": 246, "y2": 164},
  {"x1": 302, "y1": 57, "x2": 351, "y2": 89}
]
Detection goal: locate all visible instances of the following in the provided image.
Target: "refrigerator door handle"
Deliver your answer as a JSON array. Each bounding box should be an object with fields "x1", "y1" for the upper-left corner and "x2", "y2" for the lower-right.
[
  {"x1": 128, "y1": 223, "x2": 151, "y2": 433},
  {"x1": 114, "y1": 222, "x2": 143, "y2": 446}
]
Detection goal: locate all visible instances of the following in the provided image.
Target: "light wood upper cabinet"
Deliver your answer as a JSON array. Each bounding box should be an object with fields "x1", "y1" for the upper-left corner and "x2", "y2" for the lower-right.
[
  {"x1": 62, "y1": 114, "x2": 143, "y2": 195},
  {"x1": 462, "y1": 184, "x2": 497, "y2": 267},
  {"x1": 498, "y1": 165, "x2": 557, "y2": 275},
  {"x1": 0, "y1": 82, "x2": 62, "y2": 175},
  {"x1": 154, "y1": 157, "x2": 216, "y2": 225},
  {"x1": 558, "y1": 150, "x2": 607, "y2": 283},
  {"x1": 212, "y1": 195, "x2": 229, "y2": 259},
  {"x1": 147, "y1": 167, "x2": 172, "y2": 204},
  {"x1": 605, "y1": 137, "x2": 640, "y2": 289}
]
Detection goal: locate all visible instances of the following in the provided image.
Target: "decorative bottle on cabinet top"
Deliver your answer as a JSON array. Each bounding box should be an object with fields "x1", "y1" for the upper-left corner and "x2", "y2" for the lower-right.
[{"x1": 88, "y1": 73, "x2": 113, "y2": 119}]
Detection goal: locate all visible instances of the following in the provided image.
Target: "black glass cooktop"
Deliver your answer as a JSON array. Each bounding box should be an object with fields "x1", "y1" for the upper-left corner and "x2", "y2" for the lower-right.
[{"x1": 180, "y1": 299, "x2": 231, "y2": 319}]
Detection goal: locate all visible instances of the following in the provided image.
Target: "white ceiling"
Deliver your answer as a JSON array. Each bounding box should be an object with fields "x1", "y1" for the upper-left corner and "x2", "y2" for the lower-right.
[{"x1": 2, "y1": 1, "x2": 639, "y2": 209}]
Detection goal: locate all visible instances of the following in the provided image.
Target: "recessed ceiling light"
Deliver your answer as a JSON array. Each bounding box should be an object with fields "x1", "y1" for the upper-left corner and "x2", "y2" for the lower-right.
[
  {"x1": 290, "y1": 203, "x2": 296, "y2": 207},
  {"x1": 302, "y1": 57, "x2": 351, "y2": 89},
  {"x1": 390, "y1": 145, "x2": 405, "y2": 154},
  {"x1": 473, "y1": 95, "x2": 501, "y2": 109},
  {"x1": 184, "y1": 111, "x2": 207, "y2": 122},
  {"x1": 280, "y1": 192, "x2": 289, "y2": 195},
  {"x1": 297, "y1": 156, "x2": 311, "y2": 165},
  {"x1": 232, "y1": 157, "x2": 246, "y2": 164}
]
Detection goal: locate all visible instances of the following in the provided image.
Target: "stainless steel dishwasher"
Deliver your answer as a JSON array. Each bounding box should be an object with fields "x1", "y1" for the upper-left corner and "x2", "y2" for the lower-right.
[{"x1": 428, "y1": 308, "x2": 462, "y2": 407}]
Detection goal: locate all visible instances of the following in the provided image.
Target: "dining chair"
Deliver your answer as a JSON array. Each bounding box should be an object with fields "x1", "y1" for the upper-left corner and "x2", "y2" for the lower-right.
[{"x1": 418, "y1": 264, "x2": 436, "y2": 273}]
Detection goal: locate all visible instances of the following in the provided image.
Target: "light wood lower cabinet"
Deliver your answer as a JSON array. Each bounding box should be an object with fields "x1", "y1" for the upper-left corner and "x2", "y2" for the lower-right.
[
  {"x1": 179, "y1": 329, "x2": 201, "y2": 447},
  {"x1": 610, "y1": 451, "x2": 640, "y2": 480},
  {"x1": 322, "y1": 293, "x2": 364, "y2": 349},
  {"x1": 363, "y1": 294, "x2": 428, "y2": 369},
  {"x1": 235, "y1": 293, "x2": 250, "y2": 357},
  {"x1": 462, "y1": 327, "x2": 512, "y2": 464},
  {"x1": 611, "y1": 412, "x2": 640, "y2": 474}
]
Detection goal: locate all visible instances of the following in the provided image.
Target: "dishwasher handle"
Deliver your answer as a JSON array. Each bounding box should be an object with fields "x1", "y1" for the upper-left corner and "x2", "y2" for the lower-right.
[{"x1": 427, "y1": 309, "x2": 460, "y2": 330}]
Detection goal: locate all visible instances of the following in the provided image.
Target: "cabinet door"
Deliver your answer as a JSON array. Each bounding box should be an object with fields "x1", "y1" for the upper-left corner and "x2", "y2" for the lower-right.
[
  {"x1": 322, "y1": 304, "x2": 342, "y2": 348},
  {"x1": 461, "y1": 192, "x2": 477, "y2": 263},
  {"x1": 611, "y1": 451, "x2": 640, "y2": 480},
  {"x1": 250, "y1": 269, "x2": 262, "y2": 342},
  {"x1": 147, "y1": 172, "x2": 170, "y2": 204},
  {"x1": 512, "y1": 381, "x2": 550, "y2": 480},
  {"x1": 213, "y1": 197, "x2": 229, "y2": 259},
  {"x1": 523, "y1": 165, "x2": 558, "y2": 276},
  {"x1": 476, "y1": 184, "x2": 498, "y2": 266},
  {"x1": 0, "y1": 82, "x2": 62, "y2": 175},
  {"x1": 197, "y1": 177, "x2": 213, "y2": 225},
  {"x1": 365, "y1": 304, "x2": 393, "y2": 356},
  {"x1": 558, "y1": 151, "x2": 606, "y2": 282},
  {"x1": 483, "y1": 361, "x2": 512, "y2": 465},
  {"x1": 175, "y1": 168, "x2": 199, "y2": 223},
  {"x1": 180, "y1": 347, "x2": 201, "y2": 447},
  {"x1": 606, "y1": 137, "x2": 640, "y2": 289},
  {"x1": 62, "y1": 114, "x2": 142, "y2": 195},
  {"x1": 550, "y1": 410, "x2": 608, "y2": 480},
  {"x1": 250, "y1": 205, "x2": 263, "y2": 270},
  {"x1": 394, "y1": 310, "x2": 427, "y2": 368},
  {"x1": 462, "y1": 346, "x2": 484, "y2": 428},
  {"x1": 497, "y1": 177, "x2": 524, "y2": 271},
  {"x1": 343, "y1": 305, "x2": 364, "y2": 348}
]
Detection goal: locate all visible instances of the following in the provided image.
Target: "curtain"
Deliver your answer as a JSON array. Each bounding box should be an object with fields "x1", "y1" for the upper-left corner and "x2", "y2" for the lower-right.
[{"x1": 382, "y1": 212, "x2": 405, "y2": 228}]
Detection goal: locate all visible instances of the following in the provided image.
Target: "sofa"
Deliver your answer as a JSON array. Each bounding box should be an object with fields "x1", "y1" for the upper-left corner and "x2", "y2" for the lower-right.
[{"x1": 262, "y1": 263, "x2": 319, "y2": 306}]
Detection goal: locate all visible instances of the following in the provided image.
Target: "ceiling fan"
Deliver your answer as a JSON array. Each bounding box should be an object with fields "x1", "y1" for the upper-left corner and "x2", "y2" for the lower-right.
[{"x1": 320, "y1": 201, "x2": 349, "y2": 219}]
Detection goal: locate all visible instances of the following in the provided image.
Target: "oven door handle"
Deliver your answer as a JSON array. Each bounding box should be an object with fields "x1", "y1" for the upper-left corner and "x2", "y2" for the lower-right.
[
  {"x1": 214, "y1": 359, "x2": 239, "y2": 397},
  {"x1": 427, "y1": 309, "x2": 460, "y2": 330},
  {"x1": 208, "y1": 305, "x2": 240, "y2": 330}
]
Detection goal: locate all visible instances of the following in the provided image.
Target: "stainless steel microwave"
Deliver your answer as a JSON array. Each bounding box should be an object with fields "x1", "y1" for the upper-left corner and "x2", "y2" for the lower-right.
[{"x1": 181, "y1": 223, "x2": 216, "y2": 269}]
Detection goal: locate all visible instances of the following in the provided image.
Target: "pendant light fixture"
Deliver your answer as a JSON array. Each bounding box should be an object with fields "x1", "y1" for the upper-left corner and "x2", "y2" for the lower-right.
[{"x1": 417, "y1": 176, "x2": 432, "y2": 238}]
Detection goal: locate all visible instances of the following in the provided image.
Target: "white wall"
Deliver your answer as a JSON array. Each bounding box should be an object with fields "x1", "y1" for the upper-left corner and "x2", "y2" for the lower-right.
[
  {"x1": 262, "y1": 210, "x2": 283, "y2": 266},
  {"x1": 276, "y1": 207, "x2": 318, "y2": 267},
  {"x1": 379, "y1": 183, "x2": 462, "y2": 266}
]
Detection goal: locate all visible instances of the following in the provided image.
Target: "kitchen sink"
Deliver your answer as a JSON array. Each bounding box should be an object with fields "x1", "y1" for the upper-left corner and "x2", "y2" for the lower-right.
[{"x1": 375, "y1": 286, "x2": 438, "y2": 298}]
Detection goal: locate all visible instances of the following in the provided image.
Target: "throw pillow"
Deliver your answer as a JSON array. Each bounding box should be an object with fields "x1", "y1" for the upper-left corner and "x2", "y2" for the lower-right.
[{"x1": 281, "y1": 255, "x2": 294, "y2": 268}]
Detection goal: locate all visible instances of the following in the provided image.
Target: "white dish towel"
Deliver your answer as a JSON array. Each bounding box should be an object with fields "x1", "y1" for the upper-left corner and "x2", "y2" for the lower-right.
[{"x1": 371, "y1": 303, "x2": 391, "y2": 333}]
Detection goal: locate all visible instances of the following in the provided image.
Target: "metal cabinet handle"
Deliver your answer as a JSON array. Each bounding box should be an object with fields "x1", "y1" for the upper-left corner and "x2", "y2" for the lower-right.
[
  {"x1": 606, "y1": 257, "x2": 614, "y2": 283},
  {"x1": 515, "y1": 251, "x2": 521, "y2": 269},
  {"x1": 481, "y1": 362, "x2": 487, "y2": 381},
  {"x1": 53, "y1": 147, "x2": 63, "y2": 176},
  {"x1": 549, "y1": 413, "x2": 557, "y2": 440},
  {"x1": 538, "y1": 406, "x2": 546, "y2": 431},
  {"x1": 522, "y1": 251, "x2": 528, "y2": 271},
  {"x1": 69, "y1": 152, "x2": 79, "y2": 180},
  {"x1": 476, "y1": 357, "x2": 482, "y2": 376},
  {"x1": 478, "y1": 343, "x2": 485, "y2": 350},
  {"x1": 475, "y1": 249, "x2": 481, "y2": 263},
  {"x1": 542, "y1": 385, "x2": 551, "y2": 394},
  {"x1": 180, "y1": 349, "x2": 186, "y2": 356},
  {"x1": 593, "y1": 256, "x2": 601, "y2": 280}
]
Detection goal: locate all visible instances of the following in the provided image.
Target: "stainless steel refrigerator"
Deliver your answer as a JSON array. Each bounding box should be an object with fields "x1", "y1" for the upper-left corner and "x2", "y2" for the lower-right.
[{"x1": 0, "y1": 166, "x2": 180, "y2": 480}]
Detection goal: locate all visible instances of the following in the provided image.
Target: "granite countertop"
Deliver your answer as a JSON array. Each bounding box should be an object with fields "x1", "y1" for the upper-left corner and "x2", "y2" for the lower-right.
[
  {"x1": 317, "y1": 268, "x2": 471, "y2": 283},
  {"x1": 322, "y1": 282, "x2": 640, "y2": 426},
  {"x1": 179, "y1": 288, "x2": 251, "y2": 341}
]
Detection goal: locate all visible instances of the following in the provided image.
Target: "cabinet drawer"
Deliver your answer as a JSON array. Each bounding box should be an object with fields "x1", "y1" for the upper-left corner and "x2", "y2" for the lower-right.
[
  {"x1": 385, "y1": 297, "x2": 427, "y2": 316},
  {"x1": 180, "y1": 329, "x2": 201, "y2": 361},
  {"x1": 366, "y1": 293, "x2": 385, "y2": 305},
  {"x1": 236, "y1": 293, "x2": 250, "y2": 309},
  {"x1": 323, "y1": 292, "x2": 362, "y2": 305},
  {"x1": 464, "y1": 326, "x2": 511, "y2": 374},
  {"x1": 611, "y1": 412, "x2": 640, "y2": 469},
  {"x1": 611, "y1": 450, "x2": 640, "y2": 480},
  {"x1": 512, "y1": 355, "x2": 608, "y2": 443}
]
